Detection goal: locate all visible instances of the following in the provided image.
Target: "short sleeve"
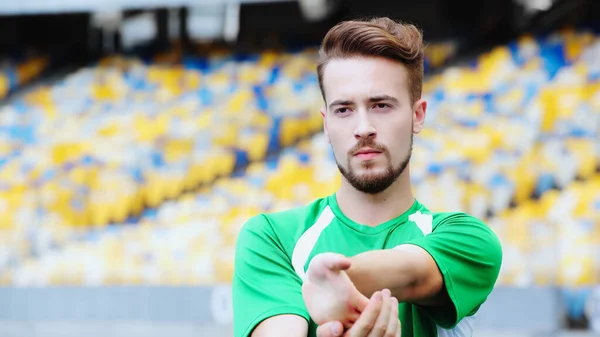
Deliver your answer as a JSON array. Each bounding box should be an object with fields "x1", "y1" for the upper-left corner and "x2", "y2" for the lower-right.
[
  {"x1": 232, "y1": 214, "x2": 310, "y2": 337},
  {"x1": 406, "y1": 213, "x2": 503, "y2": 329}
]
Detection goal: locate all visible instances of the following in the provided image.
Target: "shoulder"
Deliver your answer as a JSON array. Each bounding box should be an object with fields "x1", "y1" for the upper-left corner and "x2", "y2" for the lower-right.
[
  {"x1": 432, "y1": 211, "x2": 488, "y2": 227},
  {"x1": 262, "y1": 196, "x2": 331, "y2": 231},
  {"x1": 239, "y1": 196, "x2": 331, "y2": 244},
  {"x1": 430, "y1": 211, "x2": 503, "y2": 256},
  {"x1": 431, "y1": 211, "x2": 500, "y2": 241}
]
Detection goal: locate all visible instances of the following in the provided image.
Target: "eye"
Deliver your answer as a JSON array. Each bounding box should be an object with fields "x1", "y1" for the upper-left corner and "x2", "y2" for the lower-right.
[
  {"x1": 334, "y1": 107, "x2": 350, "y2": 115},
  {"x1": 373, "y1": 103, "x2": 391, "y2": 110}
]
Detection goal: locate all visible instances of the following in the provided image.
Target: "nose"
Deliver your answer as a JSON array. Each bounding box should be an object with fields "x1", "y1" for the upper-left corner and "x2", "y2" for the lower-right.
[{"x1": 354, "y1": 113, "x2": 376, "y2": 140}]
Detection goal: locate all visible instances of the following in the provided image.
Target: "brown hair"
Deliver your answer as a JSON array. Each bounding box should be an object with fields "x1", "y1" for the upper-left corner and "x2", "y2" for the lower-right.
[{"x1": 317, "y1": 17, "x2": 425, "y2": 104}]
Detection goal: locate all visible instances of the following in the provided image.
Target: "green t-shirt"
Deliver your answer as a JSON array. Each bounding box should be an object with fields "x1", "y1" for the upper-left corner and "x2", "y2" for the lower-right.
[{"x1": 233, "y1": 193, "x2": 502, "y2": 337}]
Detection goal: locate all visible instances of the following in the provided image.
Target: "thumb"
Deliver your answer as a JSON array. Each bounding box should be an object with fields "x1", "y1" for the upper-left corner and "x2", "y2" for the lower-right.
[{"x1": 316, "y1": 321, "x2": 344, "y2": 337}]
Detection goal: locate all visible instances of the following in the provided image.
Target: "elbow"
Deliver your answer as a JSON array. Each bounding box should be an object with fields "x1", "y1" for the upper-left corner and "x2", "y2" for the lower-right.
[
  {"x1": 406, "y1": 273, "x2": 446, "y2": 306},
  {"x1": 392, "y1": 245, "x2": 445, "y2": 304}
]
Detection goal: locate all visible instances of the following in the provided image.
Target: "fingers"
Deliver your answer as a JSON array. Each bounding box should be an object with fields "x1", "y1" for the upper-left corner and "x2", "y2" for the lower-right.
[
  {"x1": 316, "y1": 321, "x2": 345, "y2": 337},
  {"x1": 351, "y1": 291, "x2": 370, "y2": 313},
  {"x1": 323, "y1": 253, "x2": 352, "y2": 271},
  {"x1": 346, "y1": 291, "x2": 383, "y2": 337},
  {"x1": 342, "y1": 309, "x2": 361, "y2": 330},
  {"x1": 318, "y1": 290, "x2": 401, "y2": 337},
  {"x1": 368, "y1": 289, "x2": 391, "y2": 337},
  {"x1": 306, "y1": 253, "x2": 351, "y2": 281},
  {"x1": 385, "y1": 297, "x2": 400, "y2": 337}
]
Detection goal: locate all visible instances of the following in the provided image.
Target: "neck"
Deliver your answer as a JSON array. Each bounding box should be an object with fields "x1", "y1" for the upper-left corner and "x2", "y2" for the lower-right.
[{"x1": 335, "y1": 169, "x2": 415, "y2": 227}]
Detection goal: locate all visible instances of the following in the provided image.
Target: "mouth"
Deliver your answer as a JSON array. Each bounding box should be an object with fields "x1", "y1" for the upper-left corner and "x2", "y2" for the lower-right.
[{"x1": 353, "y1": 148, "x2": 382, "y2": 160}]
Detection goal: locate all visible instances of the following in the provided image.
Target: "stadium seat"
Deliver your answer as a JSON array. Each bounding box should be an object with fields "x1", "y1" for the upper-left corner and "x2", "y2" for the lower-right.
[
  {"x1": 0, "y1": 53, "x2": 49, "y2": 100},
  {"x1": 0, "y1": 47, "x2": 324, "y2": 230},
  {"x1": 1, "y1": 33, "x2": 598, "y2": 286}
]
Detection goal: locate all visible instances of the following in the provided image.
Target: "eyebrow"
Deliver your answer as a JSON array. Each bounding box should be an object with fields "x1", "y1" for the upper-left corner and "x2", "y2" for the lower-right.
[
  {"x1": 328, "y1": 95, "x2": 400, "y2": 110},
  {"x1": 369, "y1": 95, "x2": 400, "y2": 105},
  {"x1": 328, "y1": 100, "x2": 353, "y2": 110}
]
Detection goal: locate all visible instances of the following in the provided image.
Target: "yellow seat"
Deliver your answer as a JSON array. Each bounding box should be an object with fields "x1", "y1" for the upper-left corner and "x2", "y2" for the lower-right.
[
  {"x1": 181, "y1": 165, "x2": 197, "y2": 191},
  {"x1": 16, "y1": 57, "x2": 48, "y2": 85},
  {"x1": 134, "y1": 114, "x2": 168, "y2": 142},
  {"x1": 194, "y1": 161, "x2": 213, "y2": 186},
  {"x1": 460, "y1": 131, "x2": 492, "y2": 165},
  {"x1": 51, "y1": 142, "x2": 88, "y2": 166},
  {"x1": 166, "y1": 172, "x2": 185, "y2": 200},
  {"x1": 509, "y1": 152, "x2": 538, "y2": 204},
  {"x1": 144, "y1": 173, "x2": 164, "y2": 208},
  {"x1": 238, "y1": 64, "x2": 260, "y2": 84},
  {"x1": 113, "y1": 191, "x2": 132, "y2": 224},
  {"x1": 89, "y1": 198, "x2": 110, "y2": 227},
  {"x1": 246, "y1": 162, "x2": 267, "y2": 177},
  {"x1": 212, "y1": 123, "x2": 238, "y2": 147},
  {"x1": 309, "y1": 109, "x2": 324, "y2": 132},
  {"x1": 239, "y1": 132, "x2": 269, "y2": 163},
  {"x1": 557, "y1": 232, "x2": 595, "y2": 286},
  {"x1": 280, "y1": 117, "x2": 302, "y2": 147},
  {"x1": 213, "y1": 151, "x2": 236, "y2": 178},
  {"x1": 163, "y1": 138, "x2": 194, "y2": 164},
  {"x1": 566, "y1": 139, "x2": 596, "y2": 179},
  {"x1": 0, "y1": 195, "x2": 16, "y2": 229},
  {"x1": 0, "y1": 72, "x2": 9, "y2": 99},
  {"x1": 249, "y1": 111, "x2": 272, "y2": 130}
]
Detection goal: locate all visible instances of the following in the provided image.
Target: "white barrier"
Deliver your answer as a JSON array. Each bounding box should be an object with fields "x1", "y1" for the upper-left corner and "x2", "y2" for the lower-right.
[
  {"x1": 0, "y1": 285, "x2": 567, "y2": 333},
  {"x1": 0, "y1": 0, "x2": 293, "y2": 15}
]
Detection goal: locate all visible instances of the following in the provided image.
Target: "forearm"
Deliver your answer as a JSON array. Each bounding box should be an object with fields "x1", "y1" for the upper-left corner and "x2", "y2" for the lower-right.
[{"x1": 346, "y1": 244, "x2": 444, "y2": 305}]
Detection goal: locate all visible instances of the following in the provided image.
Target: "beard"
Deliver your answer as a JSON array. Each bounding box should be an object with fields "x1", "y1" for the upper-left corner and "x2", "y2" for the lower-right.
[{"x1": 335, "y1": 135, "x2": 413, "y2": 195}]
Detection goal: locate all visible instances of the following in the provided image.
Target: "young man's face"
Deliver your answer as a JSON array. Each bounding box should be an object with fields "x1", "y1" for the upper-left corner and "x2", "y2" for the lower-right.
[{"x1": 320, "y1": 56, "x2": 426, "y2": 194}]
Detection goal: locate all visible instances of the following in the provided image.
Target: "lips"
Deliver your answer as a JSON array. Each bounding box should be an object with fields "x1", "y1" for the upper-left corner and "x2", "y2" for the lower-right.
[
  {"x1": 353, "y1": 147, "x2": 382, "y2": 160},
  {"x1": 353, "y1": 148, "x2": 382, "y2": 156}
]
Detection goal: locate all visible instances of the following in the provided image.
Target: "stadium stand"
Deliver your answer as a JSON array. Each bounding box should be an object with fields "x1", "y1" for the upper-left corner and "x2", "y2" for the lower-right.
[
  {"x1": 0, "y1": 28, "x2": 598, "y2": 290},
  {"x1": 0, "y1": 51, "x2": 49, "y2": 99}
]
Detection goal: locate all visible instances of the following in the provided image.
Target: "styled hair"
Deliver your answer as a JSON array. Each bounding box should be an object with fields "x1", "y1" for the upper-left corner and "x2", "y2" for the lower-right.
[{"x1": 317, "y1": 17, "x2": 425, "y2": 104}]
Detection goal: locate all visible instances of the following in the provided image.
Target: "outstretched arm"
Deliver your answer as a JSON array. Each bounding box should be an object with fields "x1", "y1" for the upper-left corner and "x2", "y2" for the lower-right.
[
  {"x1": 302, "y1": 246, "x2": 446, "y2": 331},
  {"x1": 347, "y1": 214, "x2": 503, "y2": 329},
  {"x1": 305, "y1": 214, "x2": 502, "y2": 331},
  {"x1": 346, "y1": 244, "x2": 448, "y2": 307}
]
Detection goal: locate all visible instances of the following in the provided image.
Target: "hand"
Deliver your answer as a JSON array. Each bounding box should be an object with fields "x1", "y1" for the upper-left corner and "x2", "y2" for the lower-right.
[
  {"x1": 302, "y1": 253, "x2": 370, "y2": 328},
  {"x1": 316, "y1": 289, "x2": 401, "y2": 337}
]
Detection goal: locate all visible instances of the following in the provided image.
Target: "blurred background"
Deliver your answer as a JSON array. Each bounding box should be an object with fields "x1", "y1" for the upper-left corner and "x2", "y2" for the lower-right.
[{"x1": 0, "y1": 0, "x2": 598, "y2": 336}]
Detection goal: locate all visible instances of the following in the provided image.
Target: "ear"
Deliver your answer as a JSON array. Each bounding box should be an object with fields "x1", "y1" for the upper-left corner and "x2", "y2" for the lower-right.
[
  {"x1": 320, "y1": 107, "x2": 331, "y2": 144},
  {"x1": 412, "y1": 98, "x2": 427, "y2": 134}
]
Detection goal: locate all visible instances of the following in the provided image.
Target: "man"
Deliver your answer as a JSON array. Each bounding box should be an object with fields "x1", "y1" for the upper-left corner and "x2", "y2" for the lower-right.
[{"x1": 233, "y1": 17, "x2": 503, "y2": 337}]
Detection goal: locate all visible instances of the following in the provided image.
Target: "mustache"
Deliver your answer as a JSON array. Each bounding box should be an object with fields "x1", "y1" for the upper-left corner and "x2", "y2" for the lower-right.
[{"x1": 348, "y1": 139, "x2": 388, "y2": 155}]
